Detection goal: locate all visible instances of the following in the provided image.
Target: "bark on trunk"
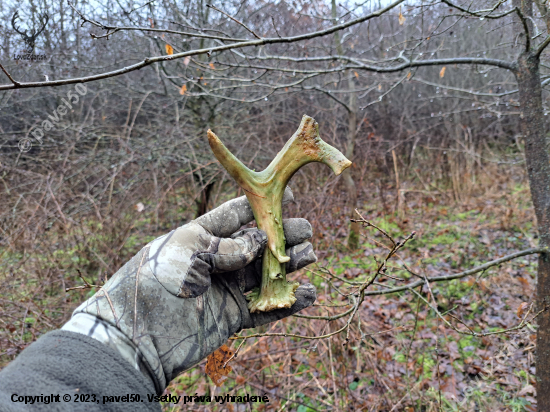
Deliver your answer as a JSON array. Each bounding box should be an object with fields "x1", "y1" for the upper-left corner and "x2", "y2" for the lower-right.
[
  {"x1": 195, "y1": 181, "x2": 215, "y2": 218},
  {"x1": 344, "y1": 80, "x2": 361, "y2": 250},
  {"x1": 515, "y1": 51, "x2": 550, "y2": 407},
  {"x1": 332, "y1": 0, "x2": 361, "y2": 250}
]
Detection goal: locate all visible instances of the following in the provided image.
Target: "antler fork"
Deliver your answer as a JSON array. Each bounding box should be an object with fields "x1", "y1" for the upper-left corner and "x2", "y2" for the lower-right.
[{"x1": 208, "y1": 115, "x2": 352, "y2": 312}]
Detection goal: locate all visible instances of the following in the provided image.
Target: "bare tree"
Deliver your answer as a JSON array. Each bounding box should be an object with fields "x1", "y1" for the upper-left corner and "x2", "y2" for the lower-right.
[
  {"x1": 179, "y1": 1, "x2": 550, "y2": 402},
  {"x1": 3, "y1": 0, "x2": 550, "y2": 407}
]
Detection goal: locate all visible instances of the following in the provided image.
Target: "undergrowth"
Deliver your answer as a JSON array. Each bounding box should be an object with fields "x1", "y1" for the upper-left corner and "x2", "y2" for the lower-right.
[{"x1": 0, "y1": 155, "x2": 539, "y2": 411}]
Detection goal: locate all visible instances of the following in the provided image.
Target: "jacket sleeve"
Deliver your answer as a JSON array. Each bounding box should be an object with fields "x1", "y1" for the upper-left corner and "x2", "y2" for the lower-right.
[{"x1": 0, "y1": 330, "x2": 161, "y2": 412}]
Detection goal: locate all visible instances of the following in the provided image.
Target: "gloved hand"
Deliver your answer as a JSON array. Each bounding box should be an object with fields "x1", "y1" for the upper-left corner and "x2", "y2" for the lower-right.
[{"x1": 62, "y1": 187, "x2": 316, "y2": 394}]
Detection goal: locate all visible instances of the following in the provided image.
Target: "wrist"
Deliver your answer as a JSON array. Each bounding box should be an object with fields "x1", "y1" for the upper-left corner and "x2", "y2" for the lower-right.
[{"x1": 62, "y1": 313, "x2": 161, "y2": 393}]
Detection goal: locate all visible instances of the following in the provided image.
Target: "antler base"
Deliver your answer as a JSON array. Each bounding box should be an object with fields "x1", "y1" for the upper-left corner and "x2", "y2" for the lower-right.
[{"x1": 246, "y1": 248, "x2": 299, "y2": 313}]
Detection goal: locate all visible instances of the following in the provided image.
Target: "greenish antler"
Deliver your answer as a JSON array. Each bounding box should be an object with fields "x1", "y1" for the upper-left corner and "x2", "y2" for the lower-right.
[{"x1": 208, "y1": 115, "x2": 352, "y2": 312}]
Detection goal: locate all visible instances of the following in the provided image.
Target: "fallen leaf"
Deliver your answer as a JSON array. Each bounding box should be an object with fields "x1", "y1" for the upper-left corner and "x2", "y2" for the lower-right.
[
  {"x1": 165, "y1": 44, "x2": 173, "y2": 55},
  {"x1": 517, "y1": 302, "x2": 529, "y2": 318},
  {"x1": 448, "y1": 341, "x2": 460, "y2": 361},
  {"x1": 205, "y1": 344, "x2": 234, "y2": 386},
  {"x1": 398, "y1": 10, "x2": 406, "y2": 25},
  {"x1": 209, "y1": 62, "x2": 215, "y2": 69},
  {"x1": 518, "y1": 384, "x2": 536, "y2": 396},
  {"x1": 179, "y1": 84, "x2": 187, "y2": 95},
  {"x1": 439, "y1": 66, "x2": 446, "y2": 78},
  {"x1": 517, "y1": 277, "x2": 530, "y2": 289}
]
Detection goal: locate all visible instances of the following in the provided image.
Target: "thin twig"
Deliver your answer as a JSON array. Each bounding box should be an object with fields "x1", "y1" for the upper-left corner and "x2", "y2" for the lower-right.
[
  {"x1": 65, "y1": 269, "x2": 100, "y2": 292},
  {"x1": 207, "y1": 4, "x2": 262, "y2": 39},
  {"x1": 68, "y1": 1, "x2": 246, "y2": 42},
  {"x1": 351, "y1": 209, "x2": 397, "y2": 246},
  {"x1": 222, "y1": 339, "x2": 246, "y2": 369}
]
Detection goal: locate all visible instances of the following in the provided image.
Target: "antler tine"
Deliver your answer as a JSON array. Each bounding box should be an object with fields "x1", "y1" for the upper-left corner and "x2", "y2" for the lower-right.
[
  {"x1": 35, "y1": 13, "x2": 49, "y2": 36},
  {"x1": 11, "y1": 11, "x2": 27, "y2": 36}
]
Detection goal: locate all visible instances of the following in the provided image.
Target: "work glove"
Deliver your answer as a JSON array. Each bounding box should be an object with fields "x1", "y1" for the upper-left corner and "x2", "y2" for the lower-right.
[{"x1": 62, "y1": 187, "x2": 317, "y2": 394}]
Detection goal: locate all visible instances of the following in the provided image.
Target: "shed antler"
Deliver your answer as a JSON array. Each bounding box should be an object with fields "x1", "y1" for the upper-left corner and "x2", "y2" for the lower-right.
[{"x1": 208, "y1": 115, "x2": 352, "y2": 312}]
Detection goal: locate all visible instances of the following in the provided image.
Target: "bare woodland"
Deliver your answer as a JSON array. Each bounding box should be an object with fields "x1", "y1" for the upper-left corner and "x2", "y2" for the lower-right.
[{"x1": 2, "y1": 0, "x2": 550, "y2": 410}]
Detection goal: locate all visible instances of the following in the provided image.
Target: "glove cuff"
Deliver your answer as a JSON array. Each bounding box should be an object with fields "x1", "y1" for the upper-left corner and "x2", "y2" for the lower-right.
[{"x1": 61, "y1": 313, "x2": 162, "y2": 394}]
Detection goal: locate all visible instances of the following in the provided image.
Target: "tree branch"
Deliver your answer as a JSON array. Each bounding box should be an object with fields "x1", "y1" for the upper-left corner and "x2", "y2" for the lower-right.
[
  {"x1": 412, "y1": 77, "x2": 518, "y2": 97},
  {"x1": 0, "y1": 0, "x2": 406, "y2": 91},
  {"x1": 68, "y1": 1, "x2": 247, "y2": 42},
  {"x1": 0, "y1": 63, "x2": 20, "y2": 86},
  {"x1": 363, "y1": 247, "x2": 547, "y2": 297},
  {"x1": 536, "y1": 34, "x2": 550, "y2": 57},
  {"x1": 441, "y1": 0, "x2": 515, "y2": 19},
  {"x1": 514, "y1": 6, "x2": 532, "y2": 52},
  {"x1": 237, "y1": 53, "x2": 516, "y2": 71}
]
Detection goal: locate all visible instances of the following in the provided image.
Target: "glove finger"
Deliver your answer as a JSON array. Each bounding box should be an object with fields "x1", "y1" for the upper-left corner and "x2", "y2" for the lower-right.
[
  {"x1": 281, "y1": 186, "x2": 294, "y2": 205},
  {"x1": 285, "y1": 241, "x2": 317, "y2": 273},
  {"x1": 249, "y1": 284, "x2": 316, "y2": 327},
  {"x1": 241, "y1": 242, "x2": 317, "y2": 292},
  {"x1": 209, "y1": 229, "x2": 267, "y2": 273},
  {"x1": 149, "y1": 224, "x2": 266, "y2": 298},
  {"x1": 195, "y1": 186, "x2": 294, "y2": 237},
  {"x1": 231, "y1": 218, "x2": 311, "y2": 246},
  {"x1": 282, "y1": 218, "x2": 312, "y2": 246}
]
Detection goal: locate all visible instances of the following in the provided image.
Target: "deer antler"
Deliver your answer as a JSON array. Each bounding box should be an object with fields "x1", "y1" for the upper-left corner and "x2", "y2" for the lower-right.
[
  {"x1": 11, "y1": 11, "x2": 27, "y2": 37},
  {"x1": 11, "y1": 11, "x2": 49, "y2": 51},
  {"x1": 34, "y1": 13, "x2": 49, "y2": 38},
  {"x1": 208, "y1": 115, "x2": 352, "y2": 312}
]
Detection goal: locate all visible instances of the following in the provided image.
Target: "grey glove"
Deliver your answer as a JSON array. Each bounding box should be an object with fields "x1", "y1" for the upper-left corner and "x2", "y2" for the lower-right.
[{"x1": 62, "y1": 187, "x2": 317, "y2": 394}]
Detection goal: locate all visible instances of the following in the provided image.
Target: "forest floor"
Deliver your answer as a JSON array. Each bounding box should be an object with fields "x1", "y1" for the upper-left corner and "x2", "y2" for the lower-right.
[
  {"x1": 161, "y1": 174, "x2": 538, "y2": 412},
  {"x1": 0, "y1": 161, "x2": 540, "y2": 412}
]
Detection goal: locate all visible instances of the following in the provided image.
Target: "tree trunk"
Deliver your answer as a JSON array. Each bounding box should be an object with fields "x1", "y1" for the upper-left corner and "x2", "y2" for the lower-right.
[
  {"x1": 195, "y1": 181, "x2": 215, "y2": 217},
  {"x1": 516, "y1": 51, "x2": 550, "y2": 408},
  {"x1": 332, "y1": 0, "x2": 361, "y2": 250},
  {"x1": 510, "y1": 2, "x2": 550, "y2": 404},
  {"x1": 344, "y1": 78, "x2": 361, "y2": 250}
]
